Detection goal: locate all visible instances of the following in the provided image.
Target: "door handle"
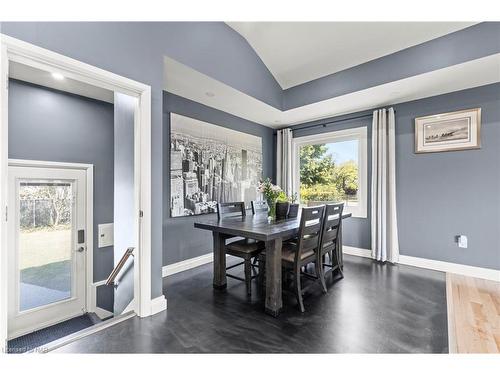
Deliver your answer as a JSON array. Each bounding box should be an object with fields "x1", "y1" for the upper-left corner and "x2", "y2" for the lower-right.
[{"x1": 76, "y1": 246, "x2": 85, "y2": 253}]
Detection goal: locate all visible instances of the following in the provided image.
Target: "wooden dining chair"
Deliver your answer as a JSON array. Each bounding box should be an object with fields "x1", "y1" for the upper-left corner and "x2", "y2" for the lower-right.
[
  {"x1": 217, "y1": 202, "x2": 264, "y2": 296},
  {"x1": 279, "y1": 205, "x2": 325, "y2": 312},
  {"x1": 317, "y1": 203, "x2": 344, "y2": 291},
  {"x1": 251, "y1": 200, "x2": 268, "y2": 215}
]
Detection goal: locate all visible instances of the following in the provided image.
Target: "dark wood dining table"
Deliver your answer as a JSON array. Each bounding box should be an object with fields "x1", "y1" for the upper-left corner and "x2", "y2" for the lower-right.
[{"x1": 194, "y1": 211, "x2": 351, "y2": 317}]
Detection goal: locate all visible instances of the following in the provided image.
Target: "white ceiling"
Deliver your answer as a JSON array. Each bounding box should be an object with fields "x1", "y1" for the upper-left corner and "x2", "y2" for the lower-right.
[
  {"x1": 9, "y1": 61, "x2": 114, "y2": 103},
  {"x1": 164, "y1": 53, "x2": 500, "y2": 128},
  {"x1": 227, "y1": 22, "x2": 476, "y2": 89}
]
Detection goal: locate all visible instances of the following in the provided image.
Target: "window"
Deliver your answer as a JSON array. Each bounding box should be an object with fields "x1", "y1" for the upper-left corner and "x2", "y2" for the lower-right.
[{"x1": 293, "y1": 127, "x2": 367, "y2": 218}]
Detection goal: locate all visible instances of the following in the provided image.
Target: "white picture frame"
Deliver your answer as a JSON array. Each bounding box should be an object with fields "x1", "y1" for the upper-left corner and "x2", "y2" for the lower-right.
[{"x1": 415, "y1": 108, "x2": 481, "y2": 153}]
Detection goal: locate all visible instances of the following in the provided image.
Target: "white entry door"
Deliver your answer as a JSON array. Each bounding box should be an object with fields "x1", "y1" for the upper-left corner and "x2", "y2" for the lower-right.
[{"x1": 7, "y1": 165, "x2": 87, "y2": 338}]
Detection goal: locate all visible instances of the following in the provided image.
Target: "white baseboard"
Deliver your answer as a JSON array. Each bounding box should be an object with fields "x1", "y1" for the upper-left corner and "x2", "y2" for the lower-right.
[
  {"x1": 121, "y1": 295, "x2": 166, "y2": 316},
  {"x1": 343, "y1": 246, "x2": 500, "y2": 281},
  {"x1": 399, "y1": 254, "x2": 500, "y2": 281},
  {"x1": 150, "y1": 295, "x2": 167, "y2": 315},
  {"x1": 343, "y1": 246, "x2": 372, "y2": 258},
  {"x1": 162, "y1": 252, "x2": 214, "y2": 277},
  {"x1": 160, "y1": 247, "x2": 499, "y2": 283}
]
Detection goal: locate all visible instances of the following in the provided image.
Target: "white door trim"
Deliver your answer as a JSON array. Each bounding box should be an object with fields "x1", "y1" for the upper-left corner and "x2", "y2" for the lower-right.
[
  {"x1": 0, "y1": 34, "x2": 153, "y2": 350},
  {"x1": 8, "y1": 159, "x2": 94, "y2": 319}
]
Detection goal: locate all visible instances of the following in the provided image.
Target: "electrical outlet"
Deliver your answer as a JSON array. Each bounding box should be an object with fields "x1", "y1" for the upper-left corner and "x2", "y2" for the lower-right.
[{"x1": 457, "y1": 235, "x2": 468, "y2": 249}]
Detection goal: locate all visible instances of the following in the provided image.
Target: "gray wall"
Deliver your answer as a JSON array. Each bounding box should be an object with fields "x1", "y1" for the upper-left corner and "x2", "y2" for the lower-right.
[
  {"x1": 113, "y1": 93, "x2": 137, "y2": 314},
  {"x1": 291, "y1": 83, "x2": 500, "y2": 270},
  {"x1": 8, "y1": 79, "x2": 115, "y2": 308},
  {"x1": 0, "y1": 21, "x2": 283, "y2": 298},
  {"x1": 395, "y1": 83, "x2": 500, "y2": 270},
  {"x1": 163, "y1": 92, "x2": 275, "y2": 265}
]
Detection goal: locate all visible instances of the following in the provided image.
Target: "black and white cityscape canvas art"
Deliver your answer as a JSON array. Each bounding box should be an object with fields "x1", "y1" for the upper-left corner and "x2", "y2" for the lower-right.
[{"x1": 170, "y1": 113, "x2": 262, "y2": 217}]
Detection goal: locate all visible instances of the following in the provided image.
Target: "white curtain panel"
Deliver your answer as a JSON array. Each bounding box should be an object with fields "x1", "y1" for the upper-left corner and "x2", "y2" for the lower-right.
[
  {"x1": 371, "y1": 108, "x2": 400, "y2": 263},
  {"x1": 276, "y1": 128, "x2": 293, "y2": 195}
]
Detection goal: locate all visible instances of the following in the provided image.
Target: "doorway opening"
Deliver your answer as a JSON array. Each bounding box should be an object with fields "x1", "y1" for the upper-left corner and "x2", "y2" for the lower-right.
[{"x1": 0, "y1": 35, "x2": 155, "y2": 352}]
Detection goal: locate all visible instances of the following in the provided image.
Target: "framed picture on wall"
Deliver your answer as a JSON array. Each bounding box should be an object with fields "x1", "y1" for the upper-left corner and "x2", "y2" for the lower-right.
[{"x1": 414, "y1": 108, "x2": 481, "y2": 153}]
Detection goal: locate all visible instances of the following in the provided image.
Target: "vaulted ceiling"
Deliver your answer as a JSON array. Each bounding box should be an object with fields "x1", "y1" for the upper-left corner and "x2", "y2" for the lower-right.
[
  {"x1": 163, "y1": 22, "x2": 499, "y2": 128},
  {"x1": 226, "y1": 22, "x2": 476, "y2": 89}
]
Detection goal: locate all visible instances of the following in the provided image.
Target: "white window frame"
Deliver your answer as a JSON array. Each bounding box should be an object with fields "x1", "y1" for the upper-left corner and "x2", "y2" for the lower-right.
[{"x1": 292, "y1": 126, "x2": 368, "y2": 218}]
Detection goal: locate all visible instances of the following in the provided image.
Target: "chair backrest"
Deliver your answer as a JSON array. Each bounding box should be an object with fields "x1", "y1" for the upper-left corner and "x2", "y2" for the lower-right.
[
  {"x1": 295, "y1": 205, "x2": 325, "y2": 263},
  {"x1": 251, "y1": 200, "x2": 268, "y2": 215},
  {"x1": 217, "y1": 202, "x2": 246, "y2": 220},
  {"x1": 318, "y1": 203, "x2": 344, "y2": 255}
]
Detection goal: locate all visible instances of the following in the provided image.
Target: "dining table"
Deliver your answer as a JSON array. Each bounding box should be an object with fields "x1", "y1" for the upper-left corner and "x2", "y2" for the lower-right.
[{"x1": 194, "y1": 211, "x2": 351, "y2": 317}]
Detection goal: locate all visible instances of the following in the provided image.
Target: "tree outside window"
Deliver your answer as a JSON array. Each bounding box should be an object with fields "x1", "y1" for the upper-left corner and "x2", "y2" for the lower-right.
[{"x1": 299, "y1": 142, "x2": 359, "y2": 207}]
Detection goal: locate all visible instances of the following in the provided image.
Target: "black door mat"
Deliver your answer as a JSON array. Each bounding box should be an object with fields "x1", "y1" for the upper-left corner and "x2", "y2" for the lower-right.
[{"x1": 7, "y1": 313, "x2": 96, "y2": 353}]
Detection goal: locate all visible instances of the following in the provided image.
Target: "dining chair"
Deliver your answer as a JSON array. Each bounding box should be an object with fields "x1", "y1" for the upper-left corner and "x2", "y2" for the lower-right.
[
  {"x1": 251, "y1": 200, "x2": 268, "y2": 215},
  {"x1": 317, "y1": 203, "x2": 344, "y2": 291},
  {"x1": 217, "y1": 202, "x2": 264, "y2": 296},
  {"x1": 283, "y1": 205, "x2": 325, "y2": 312}
]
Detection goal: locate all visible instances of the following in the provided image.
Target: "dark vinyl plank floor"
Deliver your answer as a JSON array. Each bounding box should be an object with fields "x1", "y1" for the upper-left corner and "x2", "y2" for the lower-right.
[{"x1": 54, "y1": 255, "x2": 448, "y2": 353}]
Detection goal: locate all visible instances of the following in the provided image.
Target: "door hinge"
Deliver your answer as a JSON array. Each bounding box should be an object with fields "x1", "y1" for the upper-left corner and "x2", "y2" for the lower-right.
[
  {"x1": 139, "y1": 210, "x2": 144, "y2": 218},
  {"x1": 4, "y1": 206, "x2": 7, "y2": 222}
]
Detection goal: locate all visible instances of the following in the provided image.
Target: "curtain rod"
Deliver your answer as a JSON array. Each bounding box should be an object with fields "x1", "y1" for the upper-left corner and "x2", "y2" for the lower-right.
[{"x1": 289, "y1": 109, "x2": 396, "y2": 133}]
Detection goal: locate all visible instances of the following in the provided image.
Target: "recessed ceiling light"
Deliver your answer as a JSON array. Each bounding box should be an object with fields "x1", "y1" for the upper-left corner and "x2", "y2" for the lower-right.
[
  {"x1": 205, "y1": 91, "x2": 215, "y2": 97},
  {"x1": 51, "y1": 72, "x2": 65, "y2": 80},
  {"x1": 274, "y1": 120, "x2": 281, "y2": 123}
]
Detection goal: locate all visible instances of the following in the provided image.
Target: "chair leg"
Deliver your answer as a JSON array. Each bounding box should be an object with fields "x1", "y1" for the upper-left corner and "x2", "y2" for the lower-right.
[
  {"x1": 244, "y1": 259, "x2": 252, "y2": 296},
  {"x1": 317, "y1": 260, "x2": 327, "y2": 293},
  {"x1": 251, "y1": 256, "x2": 258, "y2": 276},
  {"x1": 335, "y1": 248, "x2": 344, "y2": 278},
  {"x1": 295, "y1": 266, "x2": 305, "y2": 313}
]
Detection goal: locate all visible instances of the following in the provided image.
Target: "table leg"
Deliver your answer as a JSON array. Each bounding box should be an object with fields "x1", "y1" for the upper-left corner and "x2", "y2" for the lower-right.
[
  {"x1": 265, "y1": 238, "x2": 283, "y2": 317},
  {"x1": 213, "y1": 232, "x2": 227, "y2": 290}
]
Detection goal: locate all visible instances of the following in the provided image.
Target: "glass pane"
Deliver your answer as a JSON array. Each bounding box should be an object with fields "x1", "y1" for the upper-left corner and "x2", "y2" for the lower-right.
[
  {"x1": 18, "y1": 181, "x2": 73, "y2": 311},
  {"x1": 299, "y1": 140, "x2": 359, "y2": 208}
]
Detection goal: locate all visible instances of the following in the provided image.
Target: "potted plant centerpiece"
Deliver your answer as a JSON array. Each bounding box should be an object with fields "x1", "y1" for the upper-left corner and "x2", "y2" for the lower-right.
[
  {"x1": 257, "y1": 178, "x2": 282, "y2": 221},
  {"x1": 287, "y1": 192, "x2": 300, "y2": 218},
  {"x1": 275, "y1": 191, "x2": 290, "y2": 220}
]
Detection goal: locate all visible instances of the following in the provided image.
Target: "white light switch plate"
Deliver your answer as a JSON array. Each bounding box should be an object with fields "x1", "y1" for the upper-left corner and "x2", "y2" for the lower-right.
[
  {"x1": 458, "y1": 235, "x2": 468, "y2": 248},
  {"x1": 98, "y1": 223, "x2": 114, "y2": 248}
]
